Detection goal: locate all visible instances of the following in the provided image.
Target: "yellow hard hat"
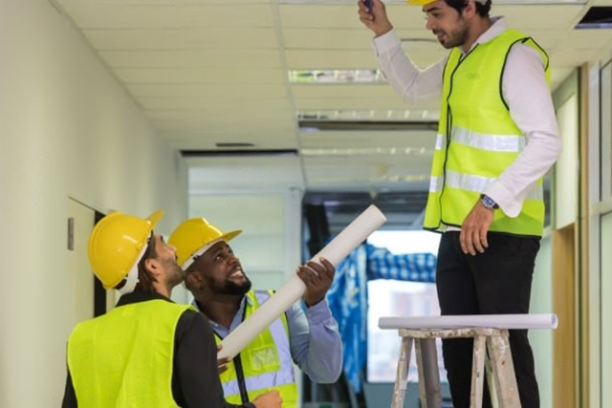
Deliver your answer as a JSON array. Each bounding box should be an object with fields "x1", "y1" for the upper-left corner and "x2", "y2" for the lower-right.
[
  {"x1": 88, "y1": 210, "x2": 164, "y2": 294},
  {"x1": 169, "y1": 218, "x2": 241, "y2": 270},
  {"x1": 406, "y1": 0, "x2": 437, "y2": 4}
]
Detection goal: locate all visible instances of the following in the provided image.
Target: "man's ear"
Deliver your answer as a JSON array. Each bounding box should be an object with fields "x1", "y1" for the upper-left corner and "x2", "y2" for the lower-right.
[
  {"x1": 185, "y1": 271, "x2": 203, "y2": 292},
  {"x1": 463, "y1": 0, "x2": 477, "y2": 18},
  {"x1": 144, "y1": 258, "x2": 162, "y2": 279}
]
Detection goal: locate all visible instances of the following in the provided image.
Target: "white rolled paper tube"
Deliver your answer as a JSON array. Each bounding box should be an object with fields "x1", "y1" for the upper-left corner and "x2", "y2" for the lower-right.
[
  {"x1": 218, "y1": 204, "x2": 387, "y2": 360},
  {"x1": 378, "y1": 313, "x2": 558, "y2": 331}
]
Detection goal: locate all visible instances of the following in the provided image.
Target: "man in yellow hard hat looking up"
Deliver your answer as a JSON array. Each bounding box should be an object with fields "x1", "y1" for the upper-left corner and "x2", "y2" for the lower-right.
[
  {"x1": 61, "y1": 210, "x2": 282, "y2": 408},
  {"x1": 169, "y1": 218, "x2": 343, "y2": 408},
  {"x1": 358, "y1": 1, "x2": 562, "y2": 408}
]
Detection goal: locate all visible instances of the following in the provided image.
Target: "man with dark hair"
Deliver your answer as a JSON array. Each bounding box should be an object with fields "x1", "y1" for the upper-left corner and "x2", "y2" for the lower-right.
[
  {"x1": 169, "y1": 218, "x2": 343, "y2": 408},
  {"x1": 62, "y1": 210, "x2": 281, "y2": 408},
  {"x1": 358, "y1": 1, "x2": 562, "y2": 408},
  {"x1": 444, "y1": 0, "x2": 491, "y2": 17}
]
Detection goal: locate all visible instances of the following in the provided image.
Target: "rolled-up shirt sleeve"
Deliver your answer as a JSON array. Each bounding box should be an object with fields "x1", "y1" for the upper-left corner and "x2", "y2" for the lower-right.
[
  {"x1": 484, "y1": 44, "x2": 562, "y2": 217},
  {"x1": 286, "y1": 300, "x2": 343, "y2": 383},
  {"x1": 373, "y1": 29, "x2": 446, "y2": 105}
]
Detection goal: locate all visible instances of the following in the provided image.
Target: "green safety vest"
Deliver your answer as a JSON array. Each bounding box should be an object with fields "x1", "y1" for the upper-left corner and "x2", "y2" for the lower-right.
[
  {"x1": 67, "y1": 300, "x2": 192, "y2": 408},
  {"x1": 423, "y1": 29, "x2": 550, "y2": 237},
  {"x1": 216, "y1": 290, "x2": 299, "y2": 408}
]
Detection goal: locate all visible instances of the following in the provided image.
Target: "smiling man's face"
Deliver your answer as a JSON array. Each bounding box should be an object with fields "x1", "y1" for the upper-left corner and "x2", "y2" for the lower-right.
[{"x1": 197, "y1": 241, "x2": 252, "y2": 296}]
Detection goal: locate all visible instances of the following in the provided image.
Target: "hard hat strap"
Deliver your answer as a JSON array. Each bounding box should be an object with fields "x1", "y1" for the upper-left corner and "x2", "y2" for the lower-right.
[{"x1": 116, "y1": 235, "x2": 150, "y2": 295}]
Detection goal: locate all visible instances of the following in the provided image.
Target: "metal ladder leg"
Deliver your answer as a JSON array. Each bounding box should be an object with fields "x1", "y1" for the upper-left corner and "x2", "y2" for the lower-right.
[
  {"x1": 487, "y1": 331, "x2": 521, "y2": 408},
  {"x1": 391, "y1": 336, "x2": 414, "y2": 408}
]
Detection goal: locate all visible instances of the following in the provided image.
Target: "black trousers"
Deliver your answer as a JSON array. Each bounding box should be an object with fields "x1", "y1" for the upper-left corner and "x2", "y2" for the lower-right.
[{"x1": 436, "y1": 231, "x2": 541, "y2": 408}]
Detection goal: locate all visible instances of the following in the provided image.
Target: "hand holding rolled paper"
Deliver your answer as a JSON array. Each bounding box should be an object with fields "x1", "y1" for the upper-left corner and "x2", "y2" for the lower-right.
[
  {"x1": 297, "y1": 257, "x2": 335, "y2": 307},
  {"x1": 218, "y1": 205, "x2": 387, "y2": 360}
]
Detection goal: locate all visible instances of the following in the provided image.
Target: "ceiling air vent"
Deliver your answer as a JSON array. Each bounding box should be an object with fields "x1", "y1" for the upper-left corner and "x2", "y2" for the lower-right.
[
  {"x1": 576, "y1": 7, "x2": 612, "y2": 29},
  {"x1": 215, "y1": 142, "x2": 255, "y2": 148}
]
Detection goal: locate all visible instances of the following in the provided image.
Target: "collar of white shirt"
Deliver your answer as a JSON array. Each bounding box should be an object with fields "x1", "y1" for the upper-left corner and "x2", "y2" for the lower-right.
[{"x1": 462, "y1": 16, "x2": 507, "y2": 55}]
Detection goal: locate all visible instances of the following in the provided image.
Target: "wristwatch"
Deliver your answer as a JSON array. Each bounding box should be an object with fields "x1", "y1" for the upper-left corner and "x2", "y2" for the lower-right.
[{"x1": 480, "y1": 194, "x2": 499, "y2": 210}]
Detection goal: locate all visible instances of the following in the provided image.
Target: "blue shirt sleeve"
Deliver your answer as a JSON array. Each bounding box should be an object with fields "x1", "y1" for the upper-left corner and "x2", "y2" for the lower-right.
[{"x1": 285, "y1": 299, "x2": 343, "y2": 383}]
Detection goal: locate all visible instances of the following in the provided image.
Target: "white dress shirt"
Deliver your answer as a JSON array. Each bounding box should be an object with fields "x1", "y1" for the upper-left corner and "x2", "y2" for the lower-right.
[{"x1": 373, "y1": 17, "x2": 562, "y2": 219}]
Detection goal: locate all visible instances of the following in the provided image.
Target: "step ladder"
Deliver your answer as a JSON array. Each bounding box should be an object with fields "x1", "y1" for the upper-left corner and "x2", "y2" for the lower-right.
[{"x1": 391, "y1": 328, "x2": 520, "y2": 408}]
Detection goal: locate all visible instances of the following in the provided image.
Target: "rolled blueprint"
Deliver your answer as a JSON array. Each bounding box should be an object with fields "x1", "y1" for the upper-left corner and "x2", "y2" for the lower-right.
[
  {"x1": 378, "y1": 313, "x2": 558, "y2": 330},
  {"x1": 218, "y1": 204, "x2": 387, "y2": 360}
]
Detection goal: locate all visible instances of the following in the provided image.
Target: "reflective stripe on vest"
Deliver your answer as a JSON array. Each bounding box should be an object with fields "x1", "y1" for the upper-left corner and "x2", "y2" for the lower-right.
[
  {"x1": 423, "y1": 29, "x2": 549, "y2": 237},
  {"x1": 435, "y1": 127, "x2": 526, "y2": 153},
  {"x1": 429, "y1": 170, "x2": 543, "y2": 201},
  {"x1": 217, "y1": 290, "x2": 298, "y2": 408},
  {"x1": 67, "y1": 300, "x2": 192, "y2": 408}
]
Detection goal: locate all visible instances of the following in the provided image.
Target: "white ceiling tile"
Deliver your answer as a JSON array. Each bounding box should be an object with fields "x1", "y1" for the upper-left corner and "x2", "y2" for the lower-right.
[
  {"x1": 113, "y1": 68, "x2": 286, "y2": 84},
  {"x1": 292, "y1": 84, "x2": 398, "y2": 99},
  {"x1": 58, "y1": 0, "x2": 270, "y2": 4},
  {"x1": 154, "y1": 118, "x2": 296, "y2": 131},
  {"x1": 153, "y1": 113, "x2": 296, "y2": 131},
  {"x1": 285, "y1": 48, "x2": 445, "y2": 70},
  {"x1": 100, "y1": 50, "x2": 284, "y2": 68},
  {"x1": 278, "y1": 4, "x2": 586, "y2": 31},
  {"x1": 300, "y1": 130, "x2": 435, "y2": 149},
  {"x1": 515, "y1": 29, "x2": 566, "y2": 49},
  {"x1": 495, "y1": 5, "x2": 587, "y2": 30},
  {"x1": 54, "y1": 0, "x2": 604, "y2": 192},
  {"x1": 279, "y1": 4, "x2": 425, "y2": 29},
  {"x1": 60, "y1": 5, "x2": 275, "y2": 29},
  {"x1": 145, "y1": 105, "x2": 295, "y2": 120},
  {"x1": 83, "y1": 28, "x2": 279, "y2": 50},
  {"x1": 282, "y1": 28, "x2": 443, "y2": 51},
  {"x1": 127, "y1": 83, "x2": 289, "y2": 98},
  {"x1": 285, "y1": 50, "x2": 377, "y2": 69},
  {"x1": 140, "y1": 97, "x2": 292, "y2": 111},
  {"x1": 562, "y1": 29, "x2": 612, "y2": 50},
  {"x1": 282, "y1": 28, "x2": 377, "y2": 50}
]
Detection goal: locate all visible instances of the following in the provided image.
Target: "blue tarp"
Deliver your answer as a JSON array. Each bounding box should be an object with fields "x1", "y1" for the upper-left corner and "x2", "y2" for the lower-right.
[{"x1": 326, "y1": 243, "x2": 437, "y2": 393}]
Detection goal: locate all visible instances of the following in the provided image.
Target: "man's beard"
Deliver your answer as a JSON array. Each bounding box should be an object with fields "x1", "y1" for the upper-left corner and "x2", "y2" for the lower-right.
[
  {"x1": 164, "y1": 260, "x2": 186, "y2": 289},
  {"x1": 436, "y1": 21, "x2": 469, "y2": 49},
  {"x1": 209, "y1": 276, "x2": 252, "y2": 297}
]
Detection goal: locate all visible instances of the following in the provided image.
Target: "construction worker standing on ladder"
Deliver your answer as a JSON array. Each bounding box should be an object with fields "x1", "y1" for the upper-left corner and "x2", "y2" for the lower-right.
[
  {"x1": 358, "y1": 1, "x2": 562, "y2": 407},
  {"x1": 169, "y1": 218, "x2": 343, "y2": 408},
  {"x1": 62, "y1": 210, "x2": 281, "y2": 408}
]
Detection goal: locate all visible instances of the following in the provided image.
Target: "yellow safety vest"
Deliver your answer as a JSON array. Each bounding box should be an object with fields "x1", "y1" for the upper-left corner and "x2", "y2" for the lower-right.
[
  {"x1": 67, "y1": 300, "x2": 192, "y2": 408},
  {"x1": 423, "y1": 29, "x2": 550, "y2": 237},
  {"x1": 216, "y1": 290, "x2": 299, "y2": 408}
]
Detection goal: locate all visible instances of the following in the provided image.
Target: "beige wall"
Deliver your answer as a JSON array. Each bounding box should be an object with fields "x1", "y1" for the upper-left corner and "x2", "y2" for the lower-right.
[{"x1": 0, "y1": 0, "x2": 188, "y2": 406}]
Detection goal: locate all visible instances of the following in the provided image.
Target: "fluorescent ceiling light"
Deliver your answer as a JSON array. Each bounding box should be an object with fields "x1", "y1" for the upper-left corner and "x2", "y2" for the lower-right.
[{"x1": 289, "y1": 69, "x2": 386, "y2": 84}]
